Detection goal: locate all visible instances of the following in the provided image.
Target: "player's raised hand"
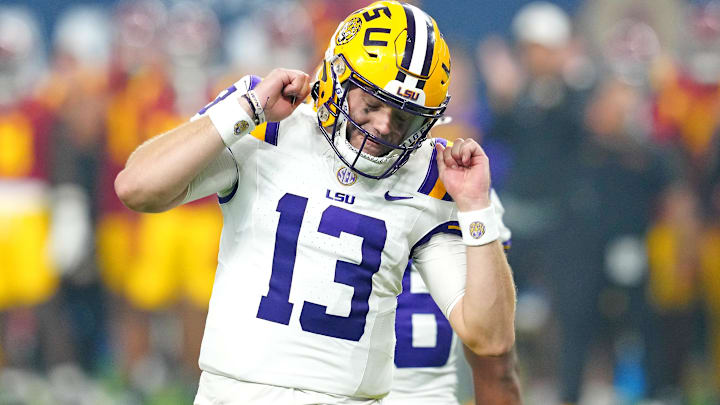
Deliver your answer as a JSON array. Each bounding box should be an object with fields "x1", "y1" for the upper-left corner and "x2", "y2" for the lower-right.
[
  {"x1": 252, "y1": 68, "x2": 312, "y2": 122},
  {"x1": 435, "y1": 138, "x2": 492, "y2": 211}
]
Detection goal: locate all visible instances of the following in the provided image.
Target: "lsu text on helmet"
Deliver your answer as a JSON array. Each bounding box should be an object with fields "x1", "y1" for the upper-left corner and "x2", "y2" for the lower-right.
[{"x1": 313, "y1": 1, "x2": 451, "y2": 179}]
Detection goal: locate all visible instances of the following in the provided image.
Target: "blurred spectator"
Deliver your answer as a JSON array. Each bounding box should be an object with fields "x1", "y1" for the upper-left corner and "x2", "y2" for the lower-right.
[
  {"x1": 97, "y1": 1, "x2": 224, "y2": 400},
  {"x1": 47, "y1": 4, "x2": 113, "y2": 375},
  {"x1": 0, "y1": 5, "x2": 85, "y2": 402},
  {"x1": 98, "y1": 0, "x2": 173, "y2": 399},
  {"x1": 653, "y1": 0, "x2": 720, "y2": 186},
  {"x1": 646, "y1": 1, "x2": 720, "y2": 400},
  {"x1": 479, "y1": 4, "x2": 594, "y2": 400},
  {"x1": 582, "y1": 77, "x2": 688, "y2": 403},
  {"x1": 577, "y1": 0, "x2": 679, "y2": 88},
  {"x1": 0, "y1": 3, "x2": 54, "y2": 360}
]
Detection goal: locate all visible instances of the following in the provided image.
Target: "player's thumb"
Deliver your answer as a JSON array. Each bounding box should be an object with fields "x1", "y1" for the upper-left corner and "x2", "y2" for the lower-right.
[{"x1": 435, "y1": 143, "x2": 447, "y2": 173}]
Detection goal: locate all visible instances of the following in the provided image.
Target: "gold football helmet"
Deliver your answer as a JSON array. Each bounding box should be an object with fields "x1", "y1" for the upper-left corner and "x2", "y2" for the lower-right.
[{"x1": 313, "y1": 1, "x2": 451, "y2": 179}]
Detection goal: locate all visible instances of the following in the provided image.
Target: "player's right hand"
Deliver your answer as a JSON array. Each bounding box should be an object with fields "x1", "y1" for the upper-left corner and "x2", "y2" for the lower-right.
[{"x1": 252, "y1": 68, "x2": 312, "y2": 122}]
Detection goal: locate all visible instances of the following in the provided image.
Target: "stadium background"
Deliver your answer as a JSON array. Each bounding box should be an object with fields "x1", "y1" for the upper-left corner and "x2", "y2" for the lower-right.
[{"x1": 1, "y1": 0, "x2": 719, "y2": 403}]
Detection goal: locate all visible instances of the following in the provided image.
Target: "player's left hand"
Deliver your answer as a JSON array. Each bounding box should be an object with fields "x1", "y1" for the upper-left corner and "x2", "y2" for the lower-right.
[{"x1": 435, "y1": 138, "x2": 491, "y2": 211}]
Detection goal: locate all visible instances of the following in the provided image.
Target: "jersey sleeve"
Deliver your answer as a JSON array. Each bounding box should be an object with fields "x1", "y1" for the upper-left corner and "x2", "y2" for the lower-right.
[
  {"x1": 412, "y1": 232, "x2": 466, "y2": 319},
  {"x1": 182, "y1": 147, "x2": 238, "y2": 204},
  {"x1": 411, "y1": 188, "x2": 512, "y2": 319}
]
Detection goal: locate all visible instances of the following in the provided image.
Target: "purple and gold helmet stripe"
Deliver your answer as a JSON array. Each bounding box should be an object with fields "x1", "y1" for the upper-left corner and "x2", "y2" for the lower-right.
[
  {"x1": 420, "y1": 19, "x2": 435, "y2": 77},
  {"x1": 395, "y1": 4, "x2": 436, "y2": 91},
  {"x1": 399, "y1": 3, "x2": 416, "y2": 73},
  {"x1": 416, "y1": 17, "x2": 436, "y2": 90}
]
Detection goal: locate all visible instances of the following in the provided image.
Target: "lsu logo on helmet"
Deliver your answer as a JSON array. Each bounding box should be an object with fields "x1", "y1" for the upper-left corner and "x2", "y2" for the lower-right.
[{"x1": 336, "y1": 16, "x2": 362, "y2": 45}]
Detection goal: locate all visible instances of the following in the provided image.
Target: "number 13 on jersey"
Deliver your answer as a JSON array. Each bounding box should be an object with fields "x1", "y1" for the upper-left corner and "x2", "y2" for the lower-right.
[{"x1": 256, "y1": 193, "x2": 387, "y2": 342}]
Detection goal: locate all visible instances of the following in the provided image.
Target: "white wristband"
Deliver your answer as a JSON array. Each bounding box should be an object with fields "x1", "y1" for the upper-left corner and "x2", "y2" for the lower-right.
[
  {"x1": 207, "y1": 96, "x2": 256, "y2": 147},
  {"x1": 244, "y1": 89, "x2": 266, "y2": 125},
  {"x1": 457, "y1": 205, "x2": 500, "y2": 246}
]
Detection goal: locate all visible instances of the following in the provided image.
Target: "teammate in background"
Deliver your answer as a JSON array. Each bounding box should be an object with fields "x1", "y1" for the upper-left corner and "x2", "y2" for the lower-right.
[
  {"x1": 387, "y1": 191, "x2": 520, "y2": 405},
  {"x1": 116, "y1": 2, "x2": 516, "y2": 404}
]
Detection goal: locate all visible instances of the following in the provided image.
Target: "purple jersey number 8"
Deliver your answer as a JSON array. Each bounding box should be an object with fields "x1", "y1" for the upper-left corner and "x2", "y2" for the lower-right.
[{"x1": 394, "y1": 262, "x2": 453, "y2": 367}]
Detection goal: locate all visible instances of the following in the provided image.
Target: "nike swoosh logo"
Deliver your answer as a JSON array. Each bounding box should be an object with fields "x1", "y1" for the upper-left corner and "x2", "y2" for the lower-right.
[{"x1": 384, "y1": 191, "x2": 413, "y2": 201}]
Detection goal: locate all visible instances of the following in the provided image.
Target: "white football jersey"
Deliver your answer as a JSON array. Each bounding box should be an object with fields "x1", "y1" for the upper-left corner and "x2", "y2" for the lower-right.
[
  {"x1": 386, "y1": 192, "x2": 511, "y2": 405},
  {"x1": 195, "y1": 77, "x2": 470, "y2": 399},
  {"x1": 386, "y1": 262, "x2": 461, "y2": 405}
]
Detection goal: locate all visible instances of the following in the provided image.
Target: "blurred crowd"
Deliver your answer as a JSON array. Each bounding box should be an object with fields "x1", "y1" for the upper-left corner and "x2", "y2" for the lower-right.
[{"x1": 0, "y1": 0, "x2": 719, "y2": 404}]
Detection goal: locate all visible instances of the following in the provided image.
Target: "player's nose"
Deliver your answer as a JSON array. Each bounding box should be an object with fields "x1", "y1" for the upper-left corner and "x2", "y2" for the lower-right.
[{"x1": 371, "y1": 107, "x2": 393, "y2": 137}]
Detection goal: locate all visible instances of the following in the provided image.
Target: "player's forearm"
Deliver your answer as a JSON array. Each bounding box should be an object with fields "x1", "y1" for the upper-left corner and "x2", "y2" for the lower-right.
[
  {"x1": 115, "y1": 116, "x2": 226, "y2": 213},
  {"x1": 455, "y1": 240, "x2": 516, "y2": 356},
  {"x1": 463, "y1": 345, "x2": 522, "y2": 405}
]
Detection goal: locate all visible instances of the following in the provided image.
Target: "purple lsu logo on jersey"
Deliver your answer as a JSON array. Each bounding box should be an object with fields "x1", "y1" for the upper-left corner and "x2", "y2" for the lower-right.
[
  {"x1": 326, "y1": 189, "x2": 355, "y2": 205},
  {"x1": 336, "y1": 166, "x2": 357, "y2": 186},
  {"x1": 396, "y1": 87, "x2": 420, "y2": 101}
]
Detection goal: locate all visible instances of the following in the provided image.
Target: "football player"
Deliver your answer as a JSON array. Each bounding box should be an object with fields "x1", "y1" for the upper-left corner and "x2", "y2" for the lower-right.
[
  {"x1": 387, "y1": 191, "x2": 520, "y2": 405},
  {"x1": 115, "y1": 2, "x2": 516, "y2": 404}
]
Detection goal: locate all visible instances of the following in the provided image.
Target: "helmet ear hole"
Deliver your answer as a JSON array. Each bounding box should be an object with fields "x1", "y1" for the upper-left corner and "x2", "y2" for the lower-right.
[{"x1": 311, "y1": 81, "x2": 320, "y2": 101}]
